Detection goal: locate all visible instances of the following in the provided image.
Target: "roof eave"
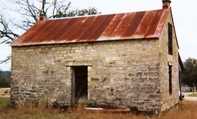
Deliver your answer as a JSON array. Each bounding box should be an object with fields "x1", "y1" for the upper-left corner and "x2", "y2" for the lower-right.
[{"x1": 12, "y1": 37, "x2": 159, "y2": 47}]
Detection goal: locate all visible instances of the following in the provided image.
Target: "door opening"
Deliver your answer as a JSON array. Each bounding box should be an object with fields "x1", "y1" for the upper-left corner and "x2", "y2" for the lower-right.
[{"x1": 71, "y1": 66, "x2": 88, "y2": 104}]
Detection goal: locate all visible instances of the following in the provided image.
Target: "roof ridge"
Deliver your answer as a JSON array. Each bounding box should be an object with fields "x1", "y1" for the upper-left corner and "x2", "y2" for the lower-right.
[{"x1": 47, "y1": 8, "x2": 165, "y2": 21}]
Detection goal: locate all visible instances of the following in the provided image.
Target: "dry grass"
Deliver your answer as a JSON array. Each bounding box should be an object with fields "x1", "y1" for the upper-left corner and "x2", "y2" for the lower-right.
[
  {"x1": 0, "y1": 101, "x2": 196, "y2": 119},
  {"x1": 157, "y1": 101, "x2": 197, "y2": 119},
  {"x1": 187, "y1": 92, "x2": 197, "y2": 97}
]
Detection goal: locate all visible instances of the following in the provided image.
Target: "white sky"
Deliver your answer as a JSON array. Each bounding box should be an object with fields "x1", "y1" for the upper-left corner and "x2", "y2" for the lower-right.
[{"x1": 0, "y1": 0, "x2": 196, "y2": 70}]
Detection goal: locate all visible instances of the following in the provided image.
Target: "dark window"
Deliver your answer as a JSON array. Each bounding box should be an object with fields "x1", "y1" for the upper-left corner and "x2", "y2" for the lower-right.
[
  {"x1": 168, "y1": 23, "x2": 173, "y2": 55},
  {"x1": 169, "y1": 65, "x2": 172, "y2": 95}
]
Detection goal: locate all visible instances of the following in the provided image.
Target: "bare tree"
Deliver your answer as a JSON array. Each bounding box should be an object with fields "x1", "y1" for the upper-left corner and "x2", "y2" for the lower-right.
[
  {"x1": 16, "y1": 0, "x2": 98, "y2": 29},
  {"x1": 0, "y1": 16, "x2": 19, "y2": 44},
  {"x1": 0, "y1": 0, "x2": 98, "y2": 64}
]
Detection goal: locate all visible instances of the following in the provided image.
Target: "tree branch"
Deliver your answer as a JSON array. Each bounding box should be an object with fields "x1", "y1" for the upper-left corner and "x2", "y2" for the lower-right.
[
  {"x1": 0, "y1": 16, "x2": 19, "y2": 43},
  {"x1": 0, "y1": 56, "x2": 10, "y2": 64}
]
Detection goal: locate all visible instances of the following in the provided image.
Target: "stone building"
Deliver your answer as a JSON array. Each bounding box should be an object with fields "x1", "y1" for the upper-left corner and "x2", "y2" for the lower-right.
[{"x1": 11, "y1": 0, "x2": 183, "y2": 112}]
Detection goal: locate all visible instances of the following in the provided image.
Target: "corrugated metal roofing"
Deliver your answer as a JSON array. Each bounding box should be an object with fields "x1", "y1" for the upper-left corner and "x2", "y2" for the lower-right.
[{"x1": 12, "y1": 8, "x2": 170, "y2": 46}]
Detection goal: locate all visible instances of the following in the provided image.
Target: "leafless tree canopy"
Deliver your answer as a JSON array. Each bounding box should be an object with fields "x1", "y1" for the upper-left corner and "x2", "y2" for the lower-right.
[
  {"x1": 16, "y1": 0, "x2": 98, "y2": 29},
  {"x1": 0, "y1": 16, "x2": 19, "y2": 44}
]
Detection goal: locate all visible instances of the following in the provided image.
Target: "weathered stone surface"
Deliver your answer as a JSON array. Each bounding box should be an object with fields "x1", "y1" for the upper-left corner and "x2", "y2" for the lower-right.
[
  {"x1": 159, "y1": 12, "x2": 180, "y2": 111},
  {"x1": 11, "y1": 39, "x2": 161, "y2": 111},
  {"x1": 11, "y1": 12, "x2": 180, "y2": 113}
]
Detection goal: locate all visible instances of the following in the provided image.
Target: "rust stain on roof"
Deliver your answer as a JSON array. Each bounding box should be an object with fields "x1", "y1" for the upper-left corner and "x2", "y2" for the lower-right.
[{"x1": 13, "y1": 8, "x2": 170, "y2": 46}]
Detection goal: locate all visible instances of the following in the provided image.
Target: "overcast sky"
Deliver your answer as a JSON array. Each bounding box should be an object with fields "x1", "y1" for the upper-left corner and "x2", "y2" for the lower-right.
[{"x1": 0, "y1": 0, "x2": 196, "y2": 71}]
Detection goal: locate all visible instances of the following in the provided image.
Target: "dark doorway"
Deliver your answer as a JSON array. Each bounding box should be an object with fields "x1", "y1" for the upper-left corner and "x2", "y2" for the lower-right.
[{"x1": 71, "y1": 66, "x2": 88, "y2": 104}]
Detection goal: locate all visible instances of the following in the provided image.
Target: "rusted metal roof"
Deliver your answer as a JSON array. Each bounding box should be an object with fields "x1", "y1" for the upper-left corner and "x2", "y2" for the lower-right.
[{"x1": 12, "y1": 8, "x2": 170, "y2": 46}]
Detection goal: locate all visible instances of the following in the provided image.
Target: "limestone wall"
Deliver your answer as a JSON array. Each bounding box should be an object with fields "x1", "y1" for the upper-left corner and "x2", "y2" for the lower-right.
[
  {"x1": 11, "y1": 39, "x2": 161, "y2": 112},
  {"x1": 159, "y1": 13, "x2": 180, "y2": 111}
]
